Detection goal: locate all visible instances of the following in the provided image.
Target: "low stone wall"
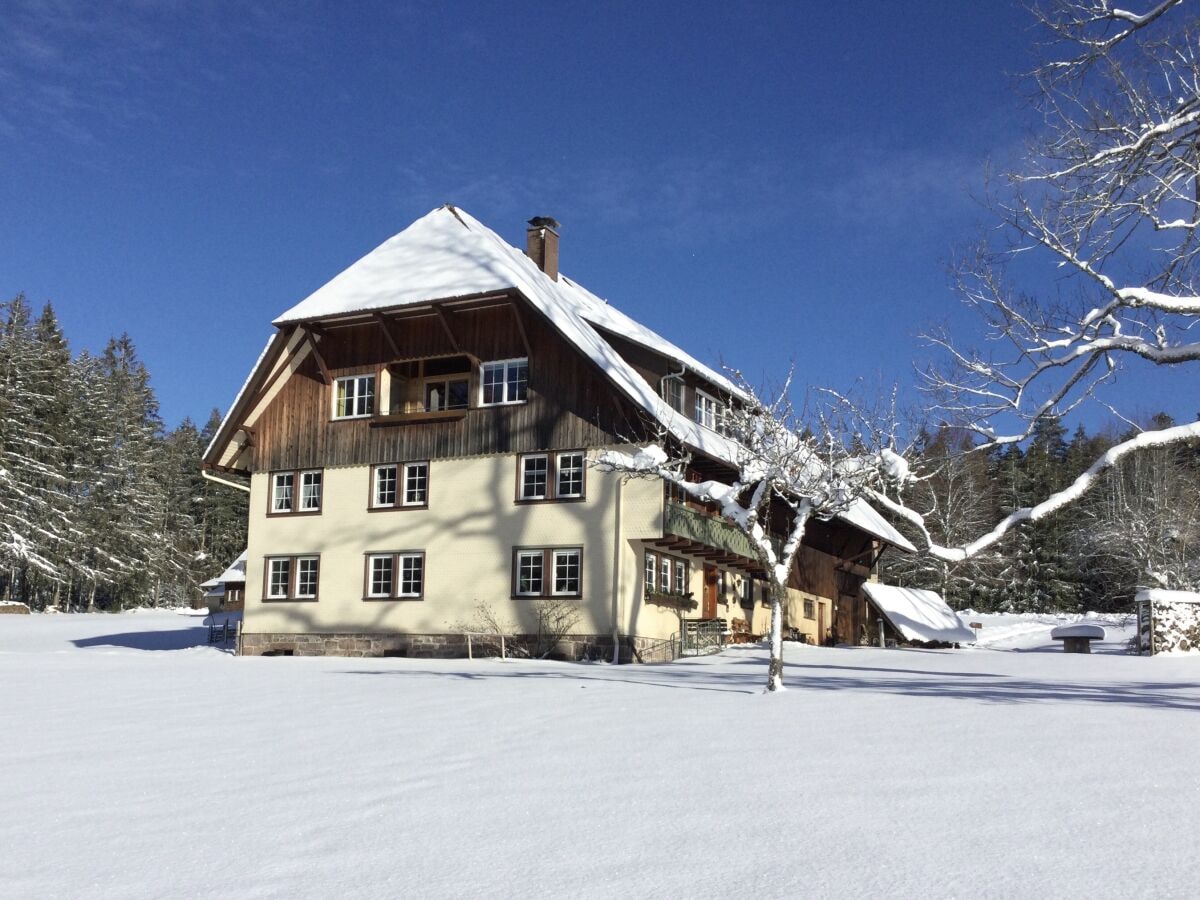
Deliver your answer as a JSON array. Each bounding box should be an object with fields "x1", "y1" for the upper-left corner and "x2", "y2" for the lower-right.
[
  {"x1": 0, "y1": 602, "x2": 31, "y2": 615},
  {"x1": 241, "y1": 631, "x2": 678, "y2": 663}
]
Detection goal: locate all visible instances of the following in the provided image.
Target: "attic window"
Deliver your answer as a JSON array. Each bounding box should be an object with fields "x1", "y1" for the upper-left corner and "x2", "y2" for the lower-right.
[
  {"x1": 334, "y1": 374, "x2": 375, "y2": 419},
  {"x1": 480, "y1": 358, "x2": 528, "y2": 406},
  {"x1": 694, "y1": 389, "x2": 719, "y2": 430}
]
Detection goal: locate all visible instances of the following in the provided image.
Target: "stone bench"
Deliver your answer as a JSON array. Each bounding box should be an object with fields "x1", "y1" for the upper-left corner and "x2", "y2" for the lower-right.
[{"x1": 1050, "y1": 623, "x2": 1106, "y2": 653}]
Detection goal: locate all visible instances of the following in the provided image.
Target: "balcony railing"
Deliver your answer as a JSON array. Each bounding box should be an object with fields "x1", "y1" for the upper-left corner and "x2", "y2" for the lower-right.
[{"x1": 663, "y1": 501, "x2": 760, "y2": 561}]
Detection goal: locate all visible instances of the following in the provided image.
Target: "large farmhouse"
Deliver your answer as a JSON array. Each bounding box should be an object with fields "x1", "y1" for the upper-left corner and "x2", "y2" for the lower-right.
[{"x1": 202, "y1": 206, "x2": 915, "y2": 659}]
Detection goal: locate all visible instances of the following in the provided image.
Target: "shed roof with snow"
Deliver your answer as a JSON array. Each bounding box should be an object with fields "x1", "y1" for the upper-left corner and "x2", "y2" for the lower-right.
[{"x1": 861, "y1": 583, "x2": 976, "y2": 644}]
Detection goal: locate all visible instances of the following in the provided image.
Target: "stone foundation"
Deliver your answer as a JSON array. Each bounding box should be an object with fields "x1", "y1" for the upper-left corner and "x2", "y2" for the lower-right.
[{"x1": 240, "y1": 631, "x2": 678, "y2": 663}]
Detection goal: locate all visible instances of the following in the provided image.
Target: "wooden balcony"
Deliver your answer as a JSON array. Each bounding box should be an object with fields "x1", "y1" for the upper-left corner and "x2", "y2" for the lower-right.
[{"x1": 659, "y1": 501, "x2": 776, "y2": 573}]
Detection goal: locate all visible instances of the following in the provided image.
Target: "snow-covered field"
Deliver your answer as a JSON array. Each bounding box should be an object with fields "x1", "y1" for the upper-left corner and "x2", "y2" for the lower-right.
[{"x1": 3, "y1": 612, "x2": 1198, "y2": 899}]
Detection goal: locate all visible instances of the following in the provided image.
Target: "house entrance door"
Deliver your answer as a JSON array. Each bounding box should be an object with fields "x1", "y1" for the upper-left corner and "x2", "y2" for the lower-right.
[
  {"x1": 817, "y1": 603, "x2": 826, "y2": 646},
  {"x1": 702, "y1": 566, "x2": 719, "y2": 618}
]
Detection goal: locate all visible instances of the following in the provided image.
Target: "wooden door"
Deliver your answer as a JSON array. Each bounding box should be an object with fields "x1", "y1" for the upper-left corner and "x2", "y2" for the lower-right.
[
  {"x1": 702, "y1": 566, "x2": 719, "y2": 619},
  {"x1": 817, "y1": 603, "x2": 826, "y2": 646}
]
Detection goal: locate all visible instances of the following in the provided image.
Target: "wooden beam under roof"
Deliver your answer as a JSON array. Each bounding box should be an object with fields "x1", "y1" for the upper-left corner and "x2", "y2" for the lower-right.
[
  {"x1": 372, "y1": 312, "x2": 401, "y2": 358},
  {"x1": 304, "y1": 328, "x2": 332, "y2": 385},
  {"x1": 431, "y1": 303, "x2": 461, "y2": 353},
  {"x1": 509, "y1": 299, "x2": 532, "y2": 357}
]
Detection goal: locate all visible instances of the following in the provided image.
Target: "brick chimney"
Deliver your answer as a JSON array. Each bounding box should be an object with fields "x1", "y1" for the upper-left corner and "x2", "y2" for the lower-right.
[{"x1": 526, "y1": 216, "x2": 560, "y2": 281}]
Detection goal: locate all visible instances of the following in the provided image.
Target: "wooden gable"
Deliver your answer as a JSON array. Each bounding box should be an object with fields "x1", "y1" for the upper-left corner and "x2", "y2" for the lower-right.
[{"x1": 247, "y1": 295, "x2": 646, "y2": 472}]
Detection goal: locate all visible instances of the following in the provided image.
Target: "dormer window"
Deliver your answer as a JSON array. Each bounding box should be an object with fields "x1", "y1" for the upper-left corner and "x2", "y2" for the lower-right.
[
  {"x1": 480, "y1": 358, "x2": 528, "y2": 406},
  {"x1": 663, "y1": 376, "x2": 684, "y2": 413},
  {"x1": 334, "y1": 374, "x2": 375, "y2": 419},
  {"x1": 694, "y1": 389, "x2": 719, "y2": 431}
]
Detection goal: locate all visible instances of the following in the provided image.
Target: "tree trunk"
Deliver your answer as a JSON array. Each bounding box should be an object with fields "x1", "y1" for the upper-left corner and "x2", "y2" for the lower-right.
[{"x1": 765, "y1": 581, "x2": 786, "y2": 692}]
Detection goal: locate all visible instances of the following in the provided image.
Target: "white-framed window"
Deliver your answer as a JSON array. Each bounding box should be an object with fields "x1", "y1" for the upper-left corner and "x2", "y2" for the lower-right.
[
  {"x1": 267, "y1": 557, "x2": 291, "y2": 599},
  {"x1": 556, "y1": 452, "x2": 584, "y2": 498},
  {"x1": 334, "y1": 374, "x2": 375, "y2": 419},
  {"x1": 513, "y1": 547, "x2": 582, "y2": 598},
  {"x1": 365, "y1": 552, "x2": 425, "y2": 599},
  {"x1": 296, "y1": 557, "x2": 319, "y2": 598},
  {"x1": 368, "y1": 554, "x2": 394, "y2": 598},
  {"x1": 271, "y1": 472, "x2": 294, "y2": 513},
  {"x1": 520, "y1": 454, "x2": 549, "y2": 500},
  {"x1": 663, "y1": 377, "x2": 684, "y2": 413},
  {"x1": 517, "y1": 451, "x2": 586, "y2": 502},
  {"x1": 265, "y1": 555, "x2": 320, "y2": 601},
  {"x1": 300, "y1": 471, "x2": 322, "y2": 511},
  {"x1": 694, "y1": 389, "x2": 719, "y2": 431},
  {"x1": 646, "y1": 550, "x2": 689, "y2": 598},
  {"x1": 515, "y1": 550, "x2": 544, "y2": 596},
  {"x1": 371, "y1": 462, "x2": 429, "y2": 509},
  {"x1": 373, "y1": 465, "x2": 397, "y2": 508},
  {"x1": 552, "y1": 549, "x2": 581, "y2": 596},
  {"x1": 270, "y1": 470, "x2": 322, "y2": 515},
  {"x1": 403, "y1": 462, "x2": 428, "y2": 506},
  {"x1": 480, "y1": 358, "x2": 528, "y2": 406}
]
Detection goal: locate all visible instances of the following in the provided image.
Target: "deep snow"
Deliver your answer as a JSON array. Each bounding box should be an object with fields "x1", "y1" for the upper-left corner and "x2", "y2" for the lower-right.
[{"x1": 2, "y1": 611, "x2": 1198, "y2": 899}]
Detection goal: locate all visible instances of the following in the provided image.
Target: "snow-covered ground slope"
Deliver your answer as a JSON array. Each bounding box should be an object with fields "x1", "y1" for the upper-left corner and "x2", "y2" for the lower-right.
[{"x1": 2, "y1": 613, "x2": 1198, "y2": 899}]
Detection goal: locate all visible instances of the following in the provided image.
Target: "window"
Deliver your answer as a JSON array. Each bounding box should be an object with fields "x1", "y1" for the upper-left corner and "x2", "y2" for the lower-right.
[
  {"x1": 264, "y1": 555, "x2": 320, "y2": 601},
  {"x1": 663, "y1": 377, "x2": 684, "y2": 413},
  {"x1": 520, "y1": 455, "x2": 549, "y2": 500},
  {"x1": 481, "y1": 358, "x2": 528, "y2": 406},
  {"x1": 515, "y1": 550, "x2": 544, "y2": 596},
  {"x1": 424, "y1": 378, "x2": 469, "y2": 412},
  {"x1": 556, "y1": 452, "x2": 584, "y2": 498},
  {"x1": 552, "y1": 549, "x2": 581, "y2": 596},
  {"x1": 403, "y1": 462, "x2": 428, "y2": 506},
  {"x1": 513, "y1": 547, "x2": 582, "y2": 598},
  {"x1": 364, "y1": 552, "x2": 425, "y2": 599},
  {"x1": 300, "y1": 471, "x2": 322, "y2": 511},
  {"x1": 645, "y1": 550, "x2": 689, "y2": 598},
  {"x1": 517, "y1": 451, "x2": 586, "y2": 502},
  {"x1": 804, "y1": 598, "x2": 816, "y2": 620},
  {"x1": 371, "y1": 462, "x2": 429, "y2": 509},
  {"x1": 373, "y1": 465, "x2": 397, "y2": 508},
  {"x1": 269, "y1": 470, "x2": 321, "y2": 515},
  {"x1": 694, "y1": 389, "x2": 719, "y2": 430},
  {"x1": 271, "y1": 472, "x2": 293, "y2": 513},
  {"x1": 334, "y1": 374, "x2": 375, "y2": 419},
  {"x1": 740, "y1": 577, "x2": 754, "y2": 609}
]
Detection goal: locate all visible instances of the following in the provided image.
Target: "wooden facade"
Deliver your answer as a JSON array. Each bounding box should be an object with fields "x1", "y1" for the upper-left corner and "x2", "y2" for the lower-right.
[{"x1": 249, "y1": 296, "x2": 644, "y2": 474}]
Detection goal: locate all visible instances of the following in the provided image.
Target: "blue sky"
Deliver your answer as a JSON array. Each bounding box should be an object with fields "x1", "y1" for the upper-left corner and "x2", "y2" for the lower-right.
[{"x1": 2, "y1": 0, "x2": 1190, "y2": 433}]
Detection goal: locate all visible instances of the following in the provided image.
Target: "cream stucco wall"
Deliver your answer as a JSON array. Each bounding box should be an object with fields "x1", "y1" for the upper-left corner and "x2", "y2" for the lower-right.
[{"x1": 244, "y1": 452, "x2": 672, "y2": 640}]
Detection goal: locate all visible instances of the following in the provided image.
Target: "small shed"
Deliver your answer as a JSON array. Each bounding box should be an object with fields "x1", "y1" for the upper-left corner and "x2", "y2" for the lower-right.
[
  {"x1": 1135, "y1": 589, "x2": 1200, "y2": 656},
  {"x1": 861, "y1": 583, "x2": 976, "y2": 647},
  {"x1": 200, "y1": 551, "x2": 247, "y2": 612}
]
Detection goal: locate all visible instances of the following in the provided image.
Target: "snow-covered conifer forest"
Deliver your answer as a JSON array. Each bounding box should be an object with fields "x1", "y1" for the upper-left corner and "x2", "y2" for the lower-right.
[{"x1": 0, "y1": 295, "x2": 247, "y2": 610}]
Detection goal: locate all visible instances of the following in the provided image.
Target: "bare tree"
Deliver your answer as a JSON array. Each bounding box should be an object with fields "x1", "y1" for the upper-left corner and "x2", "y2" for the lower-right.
[
  {"x1": 873, "y1": 0, "x2": 1200, "y2": 570},
  {"x1": 597, "y1": 373, "x2": 887, "y2": 692}
]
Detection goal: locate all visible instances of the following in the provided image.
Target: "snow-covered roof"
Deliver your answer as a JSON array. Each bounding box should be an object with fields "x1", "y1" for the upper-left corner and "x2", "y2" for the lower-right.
[
  {"x1": 227, "y1": 205, "x2": 915, "y2": 550},
  {"x1": 212, "y1": 552, "x2": 247, "y2": 585},
  {"x1": 1135, "y1": 588, "x2": 1200, "y2": 605},
  {"x1": 862, "y1": 583, "x2": 976, "y2": 644}
]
